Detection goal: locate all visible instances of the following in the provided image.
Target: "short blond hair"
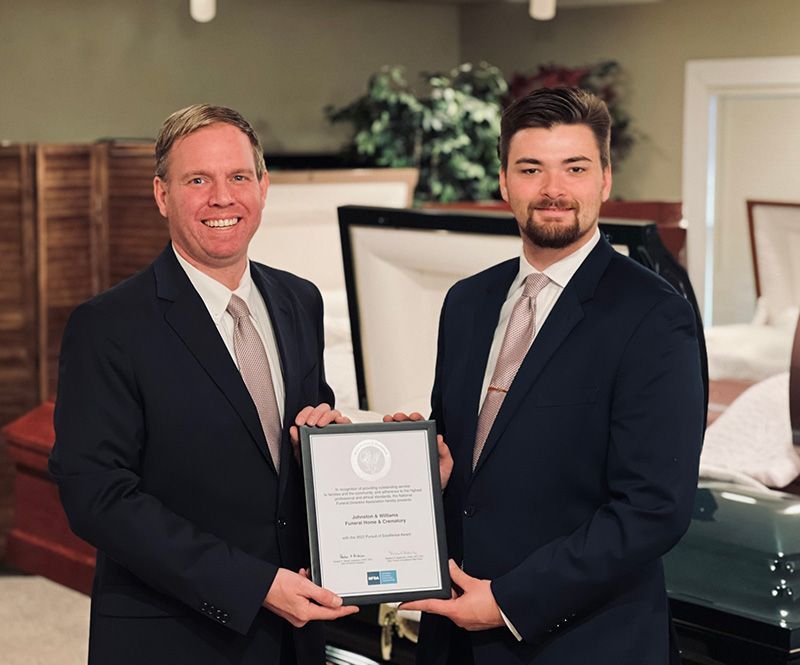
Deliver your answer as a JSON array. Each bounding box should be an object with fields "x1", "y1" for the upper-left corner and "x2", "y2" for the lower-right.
[{"x1": 154, "y1": 104, "x2": 266, "y2": 180}]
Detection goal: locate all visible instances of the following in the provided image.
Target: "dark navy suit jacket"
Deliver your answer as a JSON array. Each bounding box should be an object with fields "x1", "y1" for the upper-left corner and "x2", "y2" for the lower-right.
[
  {"x1": 417, "y1": 237, "x2": 705, "y2": 665},
  {"x1": 50, "y1": 245, "x2": 333, "y2": 665}
]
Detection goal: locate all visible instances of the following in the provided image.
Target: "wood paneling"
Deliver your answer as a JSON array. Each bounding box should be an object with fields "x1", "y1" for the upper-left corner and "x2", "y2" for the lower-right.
[
  {"x1": 0, "y1": 145, "x2": 38, "y2": 426},
  {"x1": 0, "y1": 145, "x2": 38, "y2": 561},
  {"x1": 36, "y1": 145, "x2": 99, "y2": 400},
  {"x1": 94, "y1": 141, "x2": 167, "y2": 288}
]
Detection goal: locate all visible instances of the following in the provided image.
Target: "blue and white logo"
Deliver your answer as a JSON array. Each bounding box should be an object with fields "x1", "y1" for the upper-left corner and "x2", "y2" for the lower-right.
[
  {"x1": 379, "y1": 570, "x2": 398, "y2": 584},
  {"x1": 367, "y1": 569, "x2": 397, "y2": 585}
]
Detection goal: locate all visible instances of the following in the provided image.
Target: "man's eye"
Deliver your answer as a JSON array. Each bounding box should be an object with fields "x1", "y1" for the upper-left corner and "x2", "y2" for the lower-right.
[
  {"x1": 190, "y1": 177, "x2": 204, "y2": 185},
  {"x1": 233, "y1": 175, "x2": 247, "y2": 182},
  {"x1": 521, "y1": 168, "x2": 540, "y2": 175},
  {"x1": 568, "y1": 167, "x2": 586, "y2": 174}
]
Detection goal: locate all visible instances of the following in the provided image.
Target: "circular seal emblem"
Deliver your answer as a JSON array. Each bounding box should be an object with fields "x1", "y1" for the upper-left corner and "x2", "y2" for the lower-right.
[{"x1": 351, "y1": 439, "x2": 392, "y2": 481}]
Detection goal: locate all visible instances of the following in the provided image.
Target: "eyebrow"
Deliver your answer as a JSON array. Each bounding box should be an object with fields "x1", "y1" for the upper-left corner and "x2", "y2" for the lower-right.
[
  {"x1": 513, "y1": 155, "x2": 594, "y2": 166},
  {"x1": 179, "y1": 167, "x2": 257, "y2": 179}
]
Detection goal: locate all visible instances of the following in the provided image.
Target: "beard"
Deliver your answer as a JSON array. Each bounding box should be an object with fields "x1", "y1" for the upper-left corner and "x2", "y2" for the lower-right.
[{"x1": 519, "y1": 197, "x2": 591, "y2": 249}]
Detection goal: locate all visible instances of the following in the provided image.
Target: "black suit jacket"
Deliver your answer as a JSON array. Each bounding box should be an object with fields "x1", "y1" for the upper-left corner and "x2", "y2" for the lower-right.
[
  {"x1": 49, "y1": 245, "x2": 333, "y2": 665},
  {"x1": 417, "y1": 237, "x2": 705, "y2": 665}
]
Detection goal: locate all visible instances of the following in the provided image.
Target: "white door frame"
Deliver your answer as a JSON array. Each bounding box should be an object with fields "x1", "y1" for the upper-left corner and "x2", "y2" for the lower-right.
[{"x1": 683, "y1": 56, "x2": 800, "y2": 323}]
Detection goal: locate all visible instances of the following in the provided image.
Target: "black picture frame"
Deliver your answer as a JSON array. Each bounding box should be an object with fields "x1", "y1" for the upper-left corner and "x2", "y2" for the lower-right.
[{"x1": 300, "y1": 420, "x2": 450, "y2": 605}]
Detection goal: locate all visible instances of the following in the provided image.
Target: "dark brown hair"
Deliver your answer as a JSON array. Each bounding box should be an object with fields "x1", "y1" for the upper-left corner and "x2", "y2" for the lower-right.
[
  {"x1": 499, "y1": 87, "x2": 611, "y2": 170},
  {"x1": 154, "y1": 104, "x2": 266, "y2": 180}
]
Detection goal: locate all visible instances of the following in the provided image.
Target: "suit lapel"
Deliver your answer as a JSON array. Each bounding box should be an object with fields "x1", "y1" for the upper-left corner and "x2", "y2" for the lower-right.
[
  {"x1": 457, "y1": 260, "x2": 518, "y2": 486},
  {"x1": 471, "y1": 237, "x2": 615, "y2": 475},
  {"x1": 250, "y1": 263, "x2": 300, "y2": 497},
  {"x1": 154, "y1": 247, "x2": 274, "y2": 469}
]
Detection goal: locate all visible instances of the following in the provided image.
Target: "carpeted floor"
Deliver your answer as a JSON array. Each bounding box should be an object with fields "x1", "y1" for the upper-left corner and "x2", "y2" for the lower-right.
[
  {"x1": 0, "y1": 569, "x2": 89, "y2": 665},
  {"x1": 0, "y1": 567, "x2": 381, "y2": 665}
]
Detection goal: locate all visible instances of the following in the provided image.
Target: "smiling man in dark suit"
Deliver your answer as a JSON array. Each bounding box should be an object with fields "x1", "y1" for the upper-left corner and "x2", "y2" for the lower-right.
[
  {"x1": 396, "y1": 88, "x2": 705, "y2": 664},
  {"x1": 49, "y1": 104, "x2": 357, "y2": 665}
]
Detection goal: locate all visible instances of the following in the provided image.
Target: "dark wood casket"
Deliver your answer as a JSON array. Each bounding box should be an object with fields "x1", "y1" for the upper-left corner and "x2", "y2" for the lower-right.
[{"x1": 1, "y1": 402, "x2": 94, "y2": 593}]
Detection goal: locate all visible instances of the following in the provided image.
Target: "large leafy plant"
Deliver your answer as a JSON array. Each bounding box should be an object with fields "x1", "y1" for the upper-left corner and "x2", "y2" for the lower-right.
[{"x1": 327, "y1": 63, "x2": 507, "y2": 203}]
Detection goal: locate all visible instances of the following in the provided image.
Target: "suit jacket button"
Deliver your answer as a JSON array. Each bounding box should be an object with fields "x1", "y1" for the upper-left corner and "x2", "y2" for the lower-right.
[
  {"x1": 277, "y1": 519, "x2": 287, "y2": 528},
  {"x1": 463, "y1": 505, "x2": 476, "y2": 517}
]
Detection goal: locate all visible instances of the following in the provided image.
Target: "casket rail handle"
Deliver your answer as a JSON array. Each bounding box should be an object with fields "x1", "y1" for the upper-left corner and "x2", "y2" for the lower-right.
[
  {"x1": 771, "y1": 579, "x2": 794, "y2": 598},
  {"x1": 378, "y1": 603, "x2": 419, "y2": 661}
]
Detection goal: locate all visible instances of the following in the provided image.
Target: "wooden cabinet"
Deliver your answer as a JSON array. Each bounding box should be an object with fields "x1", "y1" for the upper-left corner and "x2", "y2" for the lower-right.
[{"x1": 2, "y1": 402, "x2": 94, "y2": 593}]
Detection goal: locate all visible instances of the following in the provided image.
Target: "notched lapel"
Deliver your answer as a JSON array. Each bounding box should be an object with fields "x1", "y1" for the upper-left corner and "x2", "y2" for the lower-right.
[
  {"x1": 154, "y1": 249, "x2": 274, "y2": 470},
  {"x1": 470, "y1": 237, "x2": 614, "y2": 475},
  {"x1": 472, "y1": 285, "x2": 584, "y2": 475},
  {"x1": 250, "y1": 265, "x2": 300, "y2": 497},
  {"x1": 458, "y1": 261, "x2": 517, "y2": 485}
]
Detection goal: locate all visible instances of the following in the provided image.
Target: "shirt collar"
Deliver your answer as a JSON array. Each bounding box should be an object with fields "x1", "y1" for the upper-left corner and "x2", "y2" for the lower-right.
[
  {"x1": 172, "y1": 244, "x2": 254, "y2": 323},
  {"x1": 515, "y1": 227, "x2": 601, "y2": 291}
]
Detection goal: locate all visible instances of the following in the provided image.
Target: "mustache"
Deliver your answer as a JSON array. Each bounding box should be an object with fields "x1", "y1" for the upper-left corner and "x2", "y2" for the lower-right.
[{"x1": 528, "y1": 197, "x2": 578, "y2": 211}]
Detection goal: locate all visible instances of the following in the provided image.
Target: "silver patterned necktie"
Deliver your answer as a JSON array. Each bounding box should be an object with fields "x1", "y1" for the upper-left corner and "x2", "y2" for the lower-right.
[
  {"x1": 227, "y1": 294, "x2": 282, "y2": 472},
  {"x1": 473, "y1": 273, "x2": 550, "y2": 470}
]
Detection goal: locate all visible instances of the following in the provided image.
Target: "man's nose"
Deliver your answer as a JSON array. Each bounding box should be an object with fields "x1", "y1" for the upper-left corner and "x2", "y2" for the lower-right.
[
  {"x1": 539, "y1": 173, "x2": 565, "y2": 199},
  {"x1": 209, "y1": 180, "x2": 234, "y2": 206}
]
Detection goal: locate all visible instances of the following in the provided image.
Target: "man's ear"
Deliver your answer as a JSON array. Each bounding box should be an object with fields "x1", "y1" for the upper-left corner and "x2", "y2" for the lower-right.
[
  {"x1": 259, "y1": 170, "x2": 269, "y2": 209},
  {"x1": 601, "y1": 165, "x2": 612, "y2": 203},
  {"x1": 153, "y1": 176, "x2": 169, "y2": 218},
  {"x1": 499, "y1": 168, "x2": 509, "y2": 203}
]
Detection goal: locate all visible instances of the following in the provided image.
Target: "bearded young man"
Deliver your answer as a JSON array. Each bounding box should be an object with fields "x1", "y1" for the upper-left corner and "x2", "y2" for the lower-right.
[{"x1": 394, "y1": 88, "x2": 704, "y2": 665}]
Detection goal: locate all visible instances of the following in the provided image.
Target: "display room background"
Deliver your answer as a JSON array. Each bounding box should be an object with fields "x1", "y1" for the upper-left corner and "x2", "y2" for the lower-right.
[{"x1": 3, "y1": 0, "x2": 800, "y2": 200}]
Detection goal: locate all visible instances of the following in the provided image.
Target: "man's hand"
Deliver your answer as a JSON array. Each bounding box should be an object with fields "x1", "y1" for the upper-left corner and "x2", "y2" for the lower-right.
[
  {"x1": 263, "y1": 568, "x2": 359, "y2": 627},
  {"x1": 383, "y1": 412, "x2": 453, "y2": 490},
  {"x1": 399, "y1": 560, "x2": 503, "y2": 631},
  {"x1": 290, "y1": 403, "x2": 351, "y2": 464}
]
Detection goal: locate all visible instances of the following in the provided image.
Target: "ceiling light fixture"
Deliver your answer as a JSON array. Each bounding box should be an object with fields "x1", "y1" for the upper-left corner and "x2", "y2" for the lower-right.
[
  {"x1": 190, "y1": 0, "x2": 216, "y2": 23},
  {"x1": 529, "y1": 0, "x2": 557, "y2": 20}
]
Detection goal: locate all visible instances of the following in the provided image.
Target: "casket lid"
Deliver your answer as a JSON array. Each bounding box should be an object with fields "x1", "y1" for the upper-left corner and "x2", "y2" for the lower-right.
[
  {"x1": 337, "y1": 205, "x2": 704, "y2": 415},
  {"x1": 666, "y1": 481, "x2": 800, "y2": 648},
  {"x1": 747, "y1": 200, "x2": 800, "y2": 325}
]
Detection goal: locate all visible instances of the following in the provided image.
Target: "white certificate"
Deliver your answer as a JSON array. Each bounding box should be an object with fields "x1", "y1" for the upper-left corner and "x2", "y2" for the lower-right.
[{"x1": 300, "y1": 421, "x2": 450, "y2": 604}]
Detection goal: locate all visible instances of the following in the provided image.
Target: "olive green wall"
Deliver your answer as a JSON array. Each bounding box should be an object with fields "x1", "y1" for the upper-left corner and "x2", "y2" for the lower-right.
[
  {"x1": 4, "y1": 0, "x2": 798, "y2": 199},
  {"x1": 460, "y1": 0, "x2": 800, "y2": 199},
  {"x1": 0, "y1": 0, "x2": 459, "y2": 151}
]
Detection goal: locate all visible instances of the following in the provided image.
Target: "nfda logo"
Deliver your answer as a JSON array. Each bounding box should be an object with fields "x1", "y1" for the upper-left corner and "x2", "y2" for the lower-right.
[{"x1": 367, "y1": 570, "x2": 397, "y2": 585}]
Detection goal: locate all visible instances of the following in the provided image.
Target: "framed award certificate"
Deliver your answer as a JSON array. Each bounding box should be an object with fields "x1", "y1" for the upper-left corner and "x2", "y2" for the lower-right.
[{"x1": 300, "y1": 420, "x2": 450, "y2": 605}]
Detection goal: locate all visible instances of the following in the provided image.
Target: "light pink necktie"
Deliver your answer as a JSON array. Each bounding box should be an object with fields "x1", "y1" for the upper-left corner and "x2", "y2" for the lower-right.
[
  {"x1": 227, "y1": 295, "x2": 282, "y2": 472},
  {"x1": 473, "y1": 273, "x2": 550, "y2": 470}
]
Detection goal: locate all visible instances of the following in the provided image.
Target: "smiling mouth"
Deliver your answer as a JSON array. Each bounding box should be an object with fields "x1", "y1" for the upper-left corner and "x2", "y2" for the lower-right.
[
  {"x1": 202, "y1": 217, "x2": 240, "y2": 228},
  {"x1": 534, "y1": 206, "x2": 573, "y2": 213}
]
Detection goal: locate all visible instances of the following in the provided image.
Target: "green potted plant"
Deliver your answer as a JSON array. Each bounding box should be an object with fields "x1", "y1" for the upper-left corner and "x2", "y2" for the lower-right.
[{"x1": 327, "y1": 62, "x2": 507, "y2": 203}]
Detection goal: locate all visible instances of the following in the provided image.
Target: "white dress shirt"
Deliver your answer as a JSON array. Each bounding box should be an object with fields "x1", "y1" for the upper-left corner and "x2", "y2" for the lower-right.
[
  {"x1": 173, "y1": 246, "x2": 286, "y2": 424},
  {"x1": 479, "y1": 229, "x2": 600, "y2": 640}
]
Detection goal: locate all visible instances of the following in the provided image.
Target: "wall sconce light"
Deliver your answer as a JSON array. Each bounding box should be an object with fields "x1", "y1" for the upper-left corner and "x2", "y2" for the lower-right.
[
  {"x1": 190, "y1": 0, "x2": 216, "y2": 23},
  {"x1": 529, "y1": 0, "x2": 557, "y2": 20}
]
